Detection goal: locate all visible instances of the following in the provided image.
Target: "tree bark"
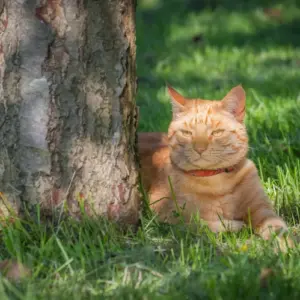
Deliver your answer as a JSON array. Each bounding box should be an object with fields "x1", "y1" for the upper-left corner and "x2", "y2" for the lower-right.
[{"x1": 0, "y1": 0, "x2": 140, "y2": 224}]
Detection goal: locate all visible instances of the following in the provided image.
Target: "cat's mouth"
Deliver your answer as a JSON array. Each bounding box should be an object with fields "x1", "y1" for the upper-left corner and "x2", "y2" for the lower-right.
[
  {"x1": 185, "y1": 155, "x2": 237, "y2": 172},
  {"x1": 186, "y1": 155, "x2": 214, "y2": 169},
  {"x1": 176, "y1": 157, "x2": 222, "y2": 172},
  {"x1": 184, "y1": 151, "x2": 210, "y2": 165}
]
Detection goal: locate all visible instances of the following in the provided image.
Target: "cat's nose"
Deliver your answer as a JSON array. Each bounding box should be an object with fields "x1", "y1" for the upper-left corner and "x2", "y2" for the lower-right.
[
  {"x1": 193, "y1": 145, "x2": 207, "y2": 154},
  {"x1": 193, "y1": 138, "x2": 208, "y2": 154}
]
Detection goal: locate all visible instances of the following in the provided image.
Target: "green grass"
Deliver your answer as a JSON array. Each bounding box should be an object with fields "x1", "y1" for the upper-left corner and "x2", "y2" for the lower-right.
[{"x1": 1, "y1": 0, "x2": 300, "y2": 298}]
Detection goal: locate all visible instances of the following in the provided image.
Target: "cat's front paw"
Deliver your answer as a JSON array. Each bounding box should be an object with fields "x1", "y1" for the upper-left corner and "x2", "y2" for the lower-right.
[
  {"x1": 257, "y1": 218, "x2": 294, "y2": 252},
  {"x1": 257, "y1": 217, "x2": 287, "y2": 239}
]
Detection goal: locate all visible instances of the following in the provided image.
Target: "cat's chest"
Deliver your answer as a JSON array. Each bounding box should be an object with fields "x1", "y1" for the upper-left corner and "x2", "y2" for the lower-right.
[
  {"x1": 174, "y1": 176, "x2": 242, "y2": 220},
  {"x1": 177, "y1": 174, "x2": 236, "y2": 197}
]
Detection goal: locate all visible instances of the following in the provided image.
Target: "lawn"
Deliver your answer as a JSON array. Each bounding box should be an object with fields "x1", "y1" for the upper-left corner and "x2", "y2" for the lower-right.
[{"x1": 1, "y1": 0, "x2": 300, "y2": 299}]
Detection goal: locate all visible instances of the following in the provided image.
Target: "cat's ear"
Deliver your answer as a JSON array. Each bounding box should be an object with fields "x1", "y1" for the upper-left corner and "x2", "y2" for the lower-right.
[
  {"x1": 167, "y1": 85, "x2": 186, "y2": 117},
  {"x1": 221, "y1": 85, "x2": 246, "y2": 122}
]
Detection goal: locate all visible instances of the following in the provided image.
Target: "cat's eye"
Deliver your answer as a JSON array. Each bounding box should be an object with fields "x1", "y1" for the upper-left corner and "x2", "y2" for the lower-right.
[
  {"x1": 212, "y1": 129, "x2": 224, "y2": 137},
  {"x1": 180, "y1": 130, "x2": 192, "y2": 137}
]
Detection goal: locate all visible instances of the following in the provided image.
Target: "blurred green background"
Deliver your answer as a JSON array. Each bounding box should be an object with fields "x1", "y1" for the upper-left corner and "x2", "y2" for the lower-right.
[{"x1": 136, "y1": 0, "x2": 300, "y2": 130}]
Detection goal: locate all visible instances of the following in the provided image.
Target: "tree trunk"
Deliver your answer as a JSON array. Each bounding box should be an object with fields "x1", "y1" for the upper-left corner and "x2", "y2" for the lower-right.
[{"x1": 0, "y1": 0, "x2": 140, "y2": 224}]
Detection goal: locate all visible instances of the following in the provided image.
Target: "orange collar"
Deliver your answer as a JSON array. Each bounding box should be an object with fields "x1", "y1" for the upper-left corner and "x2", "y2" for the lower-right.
[{"x1": 184, "y1": 167, "x2": 234, "y2": 177}]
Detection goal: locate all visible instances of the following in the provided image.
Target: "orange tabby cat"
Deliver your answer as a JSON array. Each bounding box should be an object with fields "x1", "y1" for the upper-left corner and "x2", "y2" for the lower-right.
[{"x1": 139, "y1": 85, "x2": 290, "y2": 241}]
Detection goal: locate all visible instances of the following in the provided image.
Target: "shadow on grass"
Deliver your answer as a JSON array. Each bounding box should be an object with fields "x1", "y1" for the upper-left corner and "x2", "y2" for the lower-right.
[{"x1": 137, "y1": 0, "x2": 300, "y2": 94}]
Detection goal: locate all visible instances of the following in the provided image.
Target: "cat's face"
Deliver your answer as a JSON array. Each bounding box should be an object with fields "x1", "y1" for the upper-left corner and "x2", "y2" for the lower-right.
[{"x1": 167, "y1": 85, "x2": 248, "y2": 170}]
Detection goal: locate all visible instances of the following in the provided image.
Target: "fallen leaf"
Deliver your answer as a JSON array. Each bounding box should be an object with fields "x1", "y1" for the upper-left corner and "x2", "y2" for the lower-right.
[
  {"x1": 0, "y1": 260, "x2": 31, "y2": 281},
  {"x1": 263, "y1": 8, "x2": 283, "y2": 22},
  {"x1": 259, "y1": 268, "x2": 274, "y2": 288}
]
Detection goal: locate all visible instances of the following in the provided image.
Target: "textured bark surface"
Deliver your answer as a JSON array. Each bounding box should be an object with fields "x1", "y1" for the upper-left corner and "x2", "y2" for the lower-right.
[{"x1": 0, "y1": 0, "x2": 140, "y2": 224}]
